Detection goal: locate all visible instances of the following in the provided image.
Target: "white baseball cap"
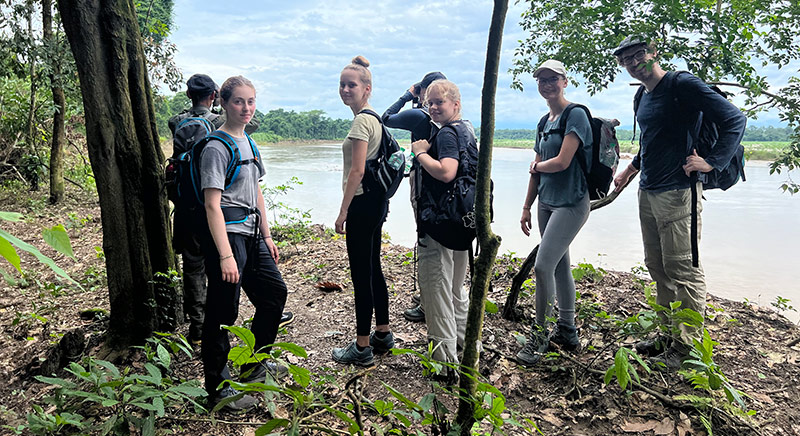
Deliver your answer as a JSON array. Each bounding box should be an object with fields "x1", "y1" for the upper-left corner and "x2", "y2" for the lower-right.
[{"x1": 533, "y1": 59, "x2": 567, "y2": 78}]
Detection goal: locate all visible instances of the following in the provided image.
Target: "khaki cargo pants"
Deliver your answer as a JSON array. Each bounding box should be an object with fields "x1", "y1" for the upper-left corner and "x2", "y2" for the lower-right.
[{"x1": 638, "y1": 183, "x2": 707, "y2": 346}]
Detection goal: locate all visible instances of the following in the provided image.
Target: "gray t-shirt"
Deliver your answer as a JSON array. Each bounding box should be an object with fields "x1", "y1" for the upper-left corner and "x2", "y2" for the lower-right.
[
  {"x1": 200, "y1": 134, "x2": 265, "y2": 236},
  {"x1": 534, "y1": 108, "x2": 593, "y2": 207}
]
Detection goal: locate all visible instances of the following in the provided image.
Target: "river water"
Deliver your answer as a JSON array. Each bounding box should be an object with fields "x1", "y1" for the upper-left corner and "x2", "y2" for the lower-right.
[{"x1": 260, "y1": 143, "x2": 800, "y2": 318}]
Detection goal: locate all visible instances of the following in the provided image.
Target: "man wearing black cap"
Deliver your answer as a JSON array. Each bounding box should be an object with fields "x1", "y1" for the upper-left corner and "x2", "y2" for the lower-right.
[
  {"x1": 168, "y1": 74, "x2": 291, "y2": 345},
  {"x1": 611, "y1": 36, "x2": 746, "y2": 370},
  {"x1": 381, "y1": 71, "x2": 447, "y2": 324}
]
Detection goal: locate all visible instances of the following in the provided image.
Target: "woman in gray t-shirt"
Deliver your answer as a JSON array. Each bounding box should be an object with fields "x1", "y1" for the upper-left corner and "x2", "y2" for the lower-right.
[
  {"x1": 198, "y1": 76, "x2": 288, "y2": 410},
  {"x1": 517, "y1": 60, "x2": 592, "y2": 366}
]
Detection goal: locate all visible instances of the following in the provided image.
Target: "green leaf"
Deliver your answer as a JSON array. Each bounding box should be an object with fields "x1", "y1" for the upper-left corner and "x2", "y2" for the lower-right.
[
  {"x1": 153, "y1": 396, "x2": 165, "y2": 417},
  {"x1": 0, "y1": 228, "x2": 78, "y2": 286},
  {"x1": 142, "y1": 414, "x2": 155, "y2": 436},
  {"x1": 0, "y1": 235, "x2": 21, "y2": 272},
  {"x1": 418, "y1": 393, "x2": 436, "y2": 412},
  {"x1": 156, "y1": 343, "x2": 171, "y2": 368},
  {"x1": 484, "y1": 299, "x2": 499, "y2": 314},
  {"x1": 94, "y1": 360, "x2": 121, "y2": 379},
  {"x1": 288, "y1": 364, "x2": 311, "y2": 387},
  {"x1": 42, "y1": 224, "x2": 75, "y2": 259},
  {"x1": 0, "y1": 212, "x2": 24, "y2": 222},
  {"x1": 0, "y1": 265, "x2": 17, "y2": 285},
  {"x1": 382, "y1": 383, "x2": 423, "y2": 411},
  {"x1": 271, "y1": 342, "x2": 308, "y2": 358},
  {"x1": 143, "y1": 362, "x2": 163, "y2": 386},
  {"x1": 169, "y1": 384, "x2": 208, "y2": 398},
  {"x1": 256, "y1": 419, "x2": 290, "y2": 435},
  {"x1": 34, "y1": 375, "x2": 77, "y2": 388},
  {"x1": 228, "y1": 345, "x2": 255, "y2": 366},
  {"x1": 224, "y1": 325, "x2": 256, "y2": 350}
]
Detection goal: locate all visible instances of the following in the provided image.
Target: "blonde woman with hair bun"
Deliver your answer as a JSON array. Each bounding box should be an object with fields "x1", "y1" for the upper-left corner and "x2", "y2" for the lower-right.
[{"x1": 332, "y1": 56, "x2": 395, "y2": 367}]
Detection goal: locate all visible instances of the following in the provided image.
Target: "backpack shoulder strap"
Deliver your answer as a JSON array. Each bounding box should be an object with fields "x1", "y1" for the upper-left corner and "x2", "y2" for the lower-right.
[{"x1": 536, "y1": 113, "x2": 549, "y2": 143}]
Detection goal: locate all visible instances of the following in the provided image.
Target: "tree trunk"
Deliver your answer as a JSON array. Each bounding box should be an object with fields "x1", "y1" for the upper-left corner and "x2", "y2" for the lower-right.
[
  {"x1": 42, "y1": 0, "x2": 66, "y2": 204},
  {"x1": 455, "y1": 0, "x2": 508, "y2": 432},
  {"x1": 25, "y1": 2, "x2": 39, "y2": 191},
  {"x1": 56, "y1": 0, "x2": 179, "y2": 349}
]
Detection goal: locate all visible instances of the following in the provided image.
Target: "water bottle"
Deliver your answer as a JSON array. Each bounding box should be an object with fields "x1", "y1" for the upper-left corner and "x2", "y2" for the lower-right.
[
  {"x1": 402, "y1": 148, "x2": 414, "y2": 175},
  {"x1": 388, "y1": 150, "x2": 404, "y2": 171}
]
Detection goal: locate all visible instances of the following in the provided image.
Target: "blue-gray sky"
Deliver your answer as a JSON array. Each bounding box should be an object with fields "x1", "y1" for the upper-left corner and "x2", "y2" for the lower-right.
[{"x1": 170, "y1": 0, "x2": 792, "y2": 129}]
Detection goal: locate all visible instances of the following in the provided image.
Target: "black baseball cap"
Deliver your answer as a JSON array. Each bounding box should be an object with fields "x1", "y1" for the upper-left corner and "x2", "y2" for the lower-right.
[
  {"x1": 186, "y1": 74, "x2": 218, "y2": 98},
  {"x1": 612, "y1": 35, "x2": 649, "y2": 56},
  {"x1": 414, "y1": 71, "x2": 447, "y2": 91}
]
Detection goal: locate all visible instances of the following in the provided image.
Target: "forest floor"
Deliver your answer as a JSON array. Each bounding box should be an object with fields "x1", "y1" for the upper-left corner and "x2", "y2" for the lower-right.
[{"x1": 1, "y1": 185, "x2": 799, "y2": 436}]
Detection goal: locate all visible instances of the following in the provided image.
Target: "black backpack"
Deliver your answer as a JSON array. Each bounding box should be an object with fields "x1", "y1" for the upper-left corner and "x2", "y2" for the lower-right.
[
  {"x1": 633, "y1": 71, "x2": 746, "y2": 191},
  {"x1": 166, "y1": 115, "x2": 217, "y2": 202},
  {"x1": 358, "y1": 109, "x2": 405, "y2": 200},
  {"x1": 537, "y1": 104, "x2": 620, "y2": 200},
  {"x1": 169, "y1": 131, "x2": 263, "y2": 228},
  {"x1": 417, "y1": 121, "x2": 482, "y2": 251}
]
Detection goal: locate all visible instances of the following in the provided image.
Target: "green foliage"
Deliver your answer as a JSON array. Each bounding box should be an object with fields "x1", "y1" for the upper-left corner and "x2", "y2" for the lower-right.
[
  {"x1": 18, "y1": 334, "x2": 205, "y2": 436},
  {"x1": 254, "y1": 108, "x2": 351, "y2": 141},
  {"x1": 771, "y1": 295, "x2": 796, "y2": 313},
  {"x1": 680, "y1": 329, "x2": 748, "y2": 410},
  {"x1": 604, "y1": 347, "x2": 651, "y2": 391},
  {"x1": 571, "y1": 261, "x2": 606, "y2": 283},
  {"x1": 262, "y1": 177, "x2": 314, "y2": 249},
  {"x1": 0, "y1": 212, "x2": 77, "y2": 286}
]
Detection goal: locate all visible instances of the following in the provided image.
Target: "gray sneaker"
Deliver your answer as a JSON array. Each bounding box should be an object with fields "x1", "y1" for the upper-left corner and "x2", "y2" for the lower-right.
[
  {"x1": 369, "y1": 331, "x2": 395, "y2": 355},
  {"x1": 403, "y1": 305, "x2": 425, "y2": 323},
  {"x1": 213, "y1": 386, "x2": 258, "y2": 411},
  {"x1": 332, "y1": 340, "x2": 375, "y2": 367},
  {"x1": 515, "y1": 328, "x2": 550, "y2": 366},
  {"x1": 240, "y1": 362, "x2": 289, "y2": 384}
]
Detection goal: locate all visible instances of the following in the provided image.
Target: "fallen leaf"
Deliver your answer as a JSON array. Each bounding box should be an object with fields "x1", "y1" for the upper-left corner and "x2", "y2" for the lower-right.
[
  {"x1": 540, "y1": 408, "x2": 564, "y2": 427},
  {"x1": 622, "y1": 419, "x2": 659, "y2": 432},
  {"x1": 654, "y1": 417, "x2": 675, "y2": 435},
  {"x1": 315, "y1": 281, "x2": 342, "y2": 291},
  {"x1": 748, "y1": 391, "x2": 773, "y2": 404}
]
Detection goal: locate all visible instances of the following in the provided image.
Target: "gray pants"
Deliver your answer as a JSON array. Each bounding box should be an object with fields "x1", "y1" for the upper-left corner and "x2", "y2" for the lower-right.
[
  {"x1": 417, "y1": 234, "x2": 468, "y2": 363},
  {"x1": 535, "y1": 196, "x2": 590, "y2": 327},
  {"x1": 639, "y1": 184, "x2": 706, "y2": 345}
]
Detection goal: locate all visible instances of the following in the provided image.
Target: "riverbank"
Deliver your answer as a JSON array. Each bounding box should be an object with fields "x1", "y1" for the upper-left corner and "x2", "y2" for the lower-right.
[{"x1": 1, "y1": 184, "x2": 799, "y2": 435}]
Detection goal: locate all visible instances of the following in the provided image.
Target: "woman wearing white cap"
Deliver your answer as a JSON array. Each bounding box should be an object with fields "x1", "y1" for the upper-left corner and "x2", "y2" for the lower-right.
[{"x1": 516, "y1": 59, "x2": 593, "y2": 366}]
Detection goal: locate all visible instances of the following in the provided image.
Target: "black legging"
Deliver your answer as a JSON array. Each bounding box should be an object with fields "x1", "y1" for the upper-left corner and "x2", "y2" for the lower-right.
[{"x1": 345, "y1": 190, "x2": 390, "y2": 336}]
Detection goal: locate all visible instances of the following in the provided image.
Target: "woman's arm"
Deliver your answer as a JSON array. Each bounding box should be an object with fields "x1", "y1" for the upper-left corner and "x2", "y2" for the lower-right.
[
  {"x1": 411, "y1": 139, "x2": 459, "y2": 183},
  {"x1": 531, "y1": 132, "x2": 581, "y2": 174},
  {"x1": 520, "y1": 154, "x2": 542, "y2": 236},
  {"x1": 256, "y1": 189, "x2": 279, "y2": 262},
  {"x1": 335, "y1": 139, "x2": 368, "y2": 234},
  {"x1": 204, "y1": 189, "x2": 239, "y2": 284}
]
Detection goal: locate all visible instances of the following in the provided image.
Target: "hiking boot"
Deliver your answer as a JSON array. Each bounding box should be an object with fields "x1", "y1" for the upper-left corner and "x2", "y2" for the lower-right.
[
  {"x1": 411, "y1": 293, "x2": 421, "y2": 306},
  {"x1": 279, "y1": 311, "x2": 295, "y2": 328},
  {"x1": 332, "y1": 340, "x2": 375, "y2": 367},
  {"x1": 240, "y1": 362, "x2": 289, "y2": 384},
  {"x1": 515, "y1": 328, "x2": 550, "y2": 367},
  {"x1": 403, "y1": 305, "x2": 425, "y2": 323},
  {"x1": 213, "y1": 386, "x2": 258, "y2": 412},
  {"x1": 649, "y1": 344, "x2": 689, "y2": 372},
  {"x1": 549, "y1": 321, "x2": 579, "y2": 351},
  {"x1": 635, "y1": 334, "x2": 672, "y2": 357},
  {"x1": 432, "y1": 368, "x2": 458, "y2": 386},
  {"x1": 369, "y1": 331, "x2": 395, "y2": 355}
]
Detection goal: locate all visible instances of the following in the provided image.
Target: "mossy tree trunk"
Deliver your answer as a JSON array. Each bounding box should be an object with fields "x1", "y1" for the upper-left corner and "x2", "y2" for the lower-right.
[
  {"x1": 42, "y1": 0, "x2": 66, "y2": 204},
  {"x1": 56, "y1": 0, "x2": 179, "y2": 349},
  {"x1": 455, "y1": 0, "x2": 508, "y2": 432}
]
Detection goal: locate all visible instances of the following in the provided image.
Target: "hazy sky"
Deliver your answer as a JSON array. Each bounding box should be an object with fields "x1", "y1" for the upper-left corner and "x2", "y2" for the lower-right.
[{"x1": 169, "y1": 0, "x2": 792, "y2": 129}]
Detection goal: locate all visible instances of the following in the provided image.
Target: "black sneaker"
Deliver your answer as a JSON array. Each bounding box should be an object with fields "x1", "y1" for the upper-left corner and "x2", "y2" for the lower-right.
[
  {"x1": 369, "y1": 331, "x2": 395, "y2": 355},
  {"x1": 549, "y1": 321, "x2": 579, "y2": 351},
  {"x1": 516, "y1": 328, "x2": 549, "y2": 366},
  {"x1": 213, "y1": 386, "x2": 258, "y2": 411},
  {"x1": 332, "y1": 340, "x2": 375, "y2": 367},
  {"x1": 279, "y1": 311, "x2": 295, "y2": 328},
  {"x1": 403, "y1": 305, "x2": 425, "y2": 323},
  {"x1": 649, "y1": 344, "x2": 689, "y2": 372},
  {"x1": 240, "y1": 362, "x2": 289, "y2": 384},
  {"x1": 411, "y1": 294, "x2": 421, "y2": 306},
  {"x1": 432, "y1": 368, "x2": 458, "y2": 386},
  {"x1": 635, "y1": 334, "x2": 672, "y2": 357}
]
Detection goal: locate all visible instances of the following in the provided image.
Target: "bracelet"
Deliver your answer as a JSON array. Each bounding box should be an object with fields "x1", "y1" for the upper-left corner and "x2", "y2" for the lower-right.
[
  {"x1": 219, "y1": 254, "x2": 233, "y2": 261},
  {"x1": 522, "y1": 206, "x2": 531, "y2": 210},
  {"x1": 416, "y1": 151, "x2": 428, "y2": 158},
  {"x1": 263, "y1": 235, "x2": 272, "y2": 239},
  {"x1": 533, "y1": 162, "x2": 539, "y2": 173}
]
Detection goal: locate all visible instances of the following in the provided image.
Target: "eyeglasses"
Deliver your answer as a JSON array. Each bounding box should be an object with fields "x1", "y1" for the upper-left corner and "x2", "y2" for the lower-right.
[
  {"x1": 536, "y1": 76, "x2": 563, "y2": 85},
  {"x1": 618, "y1": 49, "x2": 648, "y2": 67}
]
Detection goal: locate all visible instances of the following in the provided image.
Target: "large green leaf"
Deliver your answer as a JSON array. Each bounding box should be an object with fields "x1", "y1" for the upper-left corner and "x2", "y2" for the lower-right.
[
  {"x1": 0, "y1": 235, "x2": 21, "y2": 272},
  {"x1": 43, "y1": 224, "x2": 75, "y2": 259},
  {"x1": 0, "y1": 212, "x2": 23, "y2": 222},
  {"x1": 0, "y1": 228, "x2": 78, "y2": 286}
]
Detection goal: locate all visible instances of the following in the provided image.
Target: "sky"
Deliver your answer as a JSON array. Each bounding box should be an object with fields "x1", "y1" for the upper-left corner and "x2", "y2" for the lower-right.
[{"x1": 169, "y1": 0, "x2": 793, "y2": 129}]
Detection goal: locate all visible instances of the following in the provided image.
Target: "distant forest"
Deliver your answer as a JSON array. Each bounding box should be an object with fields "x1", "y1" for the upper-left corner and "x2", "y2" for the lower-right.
[{"x1": 155, "y1": 94, "x2": 792, "y2": 143}]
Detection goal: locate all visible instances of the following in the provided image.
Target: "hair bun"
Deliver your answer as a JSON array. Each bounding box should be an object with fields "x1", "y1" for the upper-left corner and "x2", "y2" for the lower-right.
[{"x1": 351, "y1": 55, "x2": 370, "y2": 68}]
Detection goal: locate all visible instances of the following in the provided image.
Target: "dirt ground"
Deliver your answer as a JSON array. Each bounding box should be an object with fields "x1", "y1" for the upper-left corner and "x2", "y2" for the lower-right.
[{"x1": 1, "y1": 187, "x2": 799, "y2": 436}]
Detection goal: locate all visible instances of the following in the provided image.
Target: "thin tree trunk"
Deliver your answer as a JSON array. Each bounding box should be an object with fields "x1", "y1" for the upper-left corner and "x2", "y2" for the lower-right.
[
  {"x1": 42, "y1": 0, "x2": 65, "y2": 204},
  {"x1": 57, "y1": 0, "x2": 179, "y2": 349},
  {"x1": 25, "y1": 2, "x2": 39, "y2": 191},
  {"x1": 455, "y1": 0, "x2": 508, "y2": 432}
]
